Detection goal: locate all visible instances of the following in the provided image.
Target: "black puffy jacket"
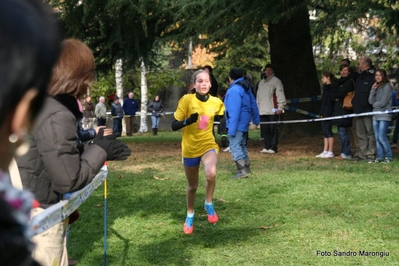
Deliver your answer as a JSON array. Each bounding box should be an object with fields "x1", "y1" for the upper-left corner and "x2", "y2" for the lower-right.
[
  {"x1": 352, "y1": 67, "x2": 375, "y2": 114},
  {"x1": 319, "y1": 84, "x2": 335, "y2": 117},
  {"x1": 332, "y1": 76, "x2": 355, "y2": 127}
]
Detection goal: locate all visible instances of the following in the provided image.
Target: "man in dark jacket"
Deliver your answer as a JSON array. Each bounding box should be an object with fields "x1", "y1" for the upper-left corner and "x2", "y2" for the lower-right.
[
  {"x1": 123, "y1": 92, "x2": 139, "y2": 136},
  {"x1": 111, "y1": 96, "x2": 124, "y2": 134},
  {"x1": 352, "y1": 57, "x2": 376, "y2": 161}
]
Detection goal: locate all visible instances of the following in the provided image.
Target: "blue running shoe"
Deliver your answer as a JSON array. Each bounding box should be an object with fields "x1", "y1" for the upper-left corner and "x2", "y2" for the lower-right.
[
  {"x1": 184, "y1": 216, "x2": 194, "y2": 234},
  {"x1": 204, "y1": 203, "x2": 218, "y2": 224}
]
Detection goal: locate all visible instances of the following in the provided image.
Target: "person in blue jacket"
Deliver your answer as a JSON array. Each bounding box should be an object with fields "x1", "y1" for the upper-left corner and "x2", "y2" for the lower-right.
[
  {"x1": 123, "y1": 92, "x2": 139, "y2": 136},
  {"x1": 224, "y1": 68, "x2": 260, "y2": 179}
]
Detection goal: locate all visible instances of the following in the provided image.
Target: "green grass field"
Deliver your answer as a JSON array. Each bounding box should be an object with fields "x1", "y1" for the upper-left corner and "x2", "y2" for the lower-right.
[{"x1": 68, "y1": 130, "x2": 399, "y2": 265}]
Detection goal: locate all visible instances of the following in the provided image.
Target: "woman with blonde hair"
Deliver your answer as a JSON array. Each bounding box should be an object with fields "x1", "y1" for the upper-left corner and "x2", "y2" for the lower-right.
[{"x1": 16, "y1": 39, "x2": 130, "y2": 266}]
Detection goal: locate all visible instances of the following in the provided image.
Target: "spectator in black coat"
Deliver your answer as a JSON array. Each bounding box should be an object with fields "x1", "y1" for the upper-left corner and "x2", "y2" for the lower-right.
[
  {"x1": 203, "y1": 65, "x2": 219, "y2": 97},
  {"x1": 315, "y1": 71, "x2": 336, "y2": 159},
  {"x1": 332, "y1": 65, "x2": 356, "y2": 160},
  {"x1": 147, "y1": 95, "x2": 164, "y2": 136},
  {"x1": 352, "y1": 57, "x2": 376, "y2": 161}
]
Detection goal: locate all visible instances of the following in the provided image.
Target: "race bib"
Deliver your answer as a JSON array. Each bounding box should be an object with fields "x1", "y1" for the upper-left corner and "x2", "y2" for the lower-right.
[{"x1": 198, "y1": 114, "x2": 210, "y2": 130}]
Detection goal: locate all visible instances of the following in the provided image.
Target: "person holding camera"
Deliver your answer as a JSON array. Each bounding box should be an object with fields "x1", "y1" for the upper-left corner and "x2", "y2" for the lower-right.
[{"x1": 16, "y1": 39, "x2": 131, "y2": 266}]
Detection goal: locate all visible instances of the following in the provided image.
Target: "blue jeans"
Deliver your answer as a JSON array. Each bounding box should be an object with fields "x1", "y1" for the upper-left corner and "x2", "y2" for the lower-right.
[
  {"x1": 113, "y1": 118, "x2": 122, "y2": 134},
  {"x1": 229, "y1": 131, "x2": 248, "y2": 161},
  {"x1": 338, "y1": 126, "x2": 351, "y2": 156},
  {"x1": 373, "y1": 120, "x2": 393, "y2": 159},
  {"x1": 151, "y1": 115, "x2": 160, "y2": 128}
]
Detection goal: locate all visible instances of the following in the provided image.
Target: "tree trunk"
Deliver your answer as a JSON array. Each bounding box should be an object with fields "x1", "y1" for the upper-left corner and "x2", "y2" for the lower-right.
[
  {"x1": 139, "y1": 58, "x2": 148, "y2": 133},
  {"x1": 268, "y1": 5, "x2": 321, "y2": 136}
]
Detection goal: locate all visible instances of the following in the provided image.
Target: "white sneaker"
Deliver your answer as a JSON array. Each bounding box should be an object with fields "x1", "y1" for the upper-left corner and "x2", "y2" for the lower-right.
[
  {"x1": 315, "y1": 151, "x2": 327, "y2": 158},
  {"x1": 260, "y1": 149, "x2": 275, "y2": 154},
  {"x1": 223, "y1": 147, "x2": 230, "y2": 152},
  {"x1": 321, "y1": 152, "x2": 334, "y2": 158}
]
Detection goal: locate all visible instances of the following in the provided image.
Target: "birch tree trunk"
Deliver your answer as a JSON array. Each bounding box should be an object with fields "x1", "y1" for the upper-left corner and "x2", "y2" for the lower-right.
[
  {"x1": 115, "y1": 59, "x2": 126, "y2": 135},
  {"x1": 139, "y1": 58, "x2": 148, "y2": 132}
]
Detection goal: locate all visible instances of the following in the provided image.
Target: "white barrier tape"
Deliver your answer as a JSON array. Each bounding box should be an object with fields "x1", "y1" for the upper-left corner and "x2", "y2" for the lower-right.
[
  {"x1": 107, "y1": 111, "x2": 175, "y2": 118},
  {"x1": 260, "y1": 109, "x2": 399, "y2": 124},
  {"x1": 27, "y1": 169, "x2": 108, "y2": 237}
]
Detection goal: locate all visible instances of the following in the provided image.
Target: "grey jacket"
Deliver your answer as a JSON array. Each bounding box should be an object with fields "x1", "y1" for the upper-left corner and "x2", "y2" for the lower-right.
[
  {"x1": 95, "y1": 102, "x2": 107, "y2": 118},
  {"x1": 369, "y1": 82, "x2": 392, "y2": 121},
  {"x1": 16, "y1": 97, "x2": 107, "y2": 208}
]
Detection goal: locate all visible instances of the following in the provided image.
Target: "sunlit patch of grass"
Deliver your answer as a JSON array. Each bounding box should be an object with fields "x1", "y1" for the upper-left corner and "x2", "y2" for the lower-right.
[{"x1": 68, "y1": 130, "x2": 399, "y2": 265}]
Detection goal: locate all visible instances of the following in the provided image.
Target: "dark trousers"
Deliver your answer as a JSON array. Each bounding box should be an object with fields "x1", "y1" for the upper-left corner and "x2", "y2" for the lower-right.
[
  {"x1": 97, "y1": 117, "x2": 106, "y2": 126},
  {"x1": 113, "y1": 118, "x2": 122, "y2": 134},
  {"x1": 260, "y1": 115, "x2": 279, "y2": 152},
  {"x1": 125, "y1": 116, "x2": 135, "y2": 136},
  {"x1": 392, "y1": 114, "x2": 399, "y2": 144}
]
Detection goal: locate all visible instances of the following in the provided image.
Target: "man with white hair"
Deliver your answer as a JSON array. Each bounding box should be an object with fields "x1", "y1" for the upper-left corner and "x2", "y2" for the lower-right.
[
  {"x1": 123, "y1": 92, "x2": 139, "y2": 136},
  {"x1": 95, "y1": 96, "x2": 107, "y2": 126}
]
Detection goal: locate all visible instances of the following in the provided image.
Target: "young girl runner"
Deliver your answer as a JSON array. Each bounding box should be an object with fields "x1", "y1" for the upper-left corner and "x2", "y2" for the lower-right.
[{"x1": 171, "y1": 70, "x2": 225, "y2": 234}]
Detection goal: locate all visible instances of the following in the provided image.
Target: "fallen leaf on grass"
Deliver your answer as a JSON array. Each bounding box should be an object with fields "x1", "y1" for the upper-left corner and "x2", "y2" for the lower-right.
[
  {"x1": 95, "y1": 204, "x2": 101, "y2": 208},
  {"x1": 260, "y1": 224, "x2": 278, "y2": 230},
  {"x1": 385, "y1": 167, "x2": 389, "y2": 172},
  {"x1": 376, "y1": 213, "x2": 390, "y2": 217},
  {"x1": 118, "y1": 175, "x2": 124, "y2": 179},
  {"x1": 216, "y1": 198, "x2": 227, "y2": 202},
  {"x1": 153, "y1": 175, "x2": 170, "y2": 180}
]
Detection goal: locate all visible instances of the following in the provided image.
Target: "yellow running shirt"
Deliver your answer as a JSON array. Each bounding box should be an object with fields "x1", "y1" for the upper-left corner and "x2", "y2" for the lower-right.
[{"x1": 174, "y1": 94, "x2": 225, "y2": 158}]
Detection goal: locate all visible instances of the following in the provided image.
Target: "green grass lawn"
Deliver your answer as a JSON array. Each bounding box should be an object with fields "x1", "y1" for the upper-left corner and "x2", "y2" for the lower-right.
[{"x1": 68, "y1": 130, "x2": 399, "y2": 265}]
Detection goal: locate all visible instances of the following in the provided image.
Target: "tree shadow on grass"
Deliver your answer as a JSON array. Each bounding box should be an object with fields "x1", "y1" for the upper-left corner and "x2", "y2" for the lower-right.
[
  {"x1": 106, "y1": 187, "x2": 267, "y2": 265},
  {"x1": 135, "y1": 226, "x2": 262, "y2": 265},
  {"x1": 69, "y1": 167, "x2": 271, "y2": 265}
]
